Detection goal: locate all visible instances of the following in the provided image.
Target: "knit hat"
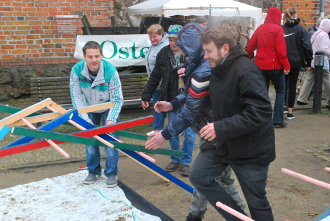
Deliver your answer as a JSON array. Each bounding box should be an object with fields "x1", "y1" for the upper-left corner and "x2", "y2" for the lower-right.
[{"x1": 168, "y1": 25, "x2": 183, "y2": 38}]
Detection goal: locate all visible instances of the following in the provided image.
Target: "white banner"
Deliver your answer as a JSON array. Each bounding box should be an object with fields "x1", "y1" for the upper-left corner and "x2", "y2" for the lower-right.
[{"x1": 74, "y1": 35, "x2": 151, "y2": 67}]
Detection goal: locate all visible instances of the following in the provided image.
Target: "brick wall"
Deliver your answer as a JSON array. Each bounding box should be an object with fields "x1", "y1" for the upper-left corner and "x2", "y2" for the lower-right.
[
  {"x1": 282, "y1": 0, "x2": 322, "y2": 30},
  {"x1": 0, "y1": 0, "x2": 114, "y2": 66}
]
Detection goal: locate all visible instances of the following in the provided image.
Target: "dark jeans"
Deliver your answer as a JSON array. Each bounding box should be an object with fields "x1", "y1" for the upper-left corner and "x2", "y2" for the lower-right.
[
  {"x1": 189, "y1": 148, "x2": 274, "y2": 221},
  {"x1": 262, "y1": 69, "x2": 285, "y2": 124},
  {"x1": 285, "y1": 68, "x2": 300, "y2": 108}
]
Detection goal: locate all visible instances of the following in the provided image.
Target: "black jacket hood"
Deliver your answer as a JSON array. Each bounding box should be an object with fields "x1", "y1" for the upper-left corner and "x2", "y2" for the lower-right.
[{"x1": 284, "y1": 18, "x2": 300, "y2": 27}]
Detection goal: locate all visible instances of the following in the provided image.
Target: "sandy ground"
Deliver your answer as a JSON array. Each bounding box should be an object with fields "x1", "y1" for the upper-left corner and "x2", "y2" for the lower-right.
[{"x1": 1, "y1": 106, "x2": 330, "y2": 220}]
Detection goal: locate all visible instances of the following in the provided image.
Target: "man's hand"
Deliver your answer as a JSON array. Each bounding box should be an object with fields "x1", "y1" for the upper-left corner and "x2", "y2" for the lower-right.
[
  {"x1": 154, "y1": 101, "x2": 173, "y2": 113},
  {"x1": 178, "y1": 68, "x2": 186, "y2": 77},
  {"x1": 141, "y1": 100, "x2": 149, "y2": 110},
  {"x1": 200, "y1": 123, "x2": 216, "y2": 141},
  {"x1": 284, "y1": 69, "x2": 290, "y2": 75},
  {"x1": 105, "y1": 120, "x2": 115, "y2": 134},
  {"x1": 145, "y1": 131, "x2": 166, "y2": 149}
]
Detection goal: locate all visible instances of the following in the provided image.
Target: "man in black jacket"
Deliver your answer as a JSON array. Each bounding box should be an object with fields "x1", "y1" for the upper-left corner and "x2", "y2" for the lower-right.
[
  {"x1": 189, "y1": 27, "x2": 276, "y2": 221},
  {"x1": 141, "y1": 25, "x2": 196, "y2": 176}
]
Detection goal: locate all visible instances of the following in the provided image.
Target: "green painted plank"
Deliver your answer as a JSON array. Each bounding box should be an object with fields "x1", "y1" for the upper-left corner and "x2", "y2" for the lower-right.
[
  {"x1": 0, "y1": 104, "x2": 41, "y2": 116},
  {"x1": 112, "y1": 130, "x2": 147, "y2": 141},
  {"x1": 11, "y1": 127, "x2": 182, "y2": 157}
]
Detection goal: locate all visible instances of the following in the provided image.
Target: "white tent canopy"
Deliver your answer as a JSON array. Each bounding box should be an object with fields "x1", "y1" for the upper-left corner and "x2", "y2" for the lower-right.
[
  {"x1": 128, "y1": 0, "x2": 170, "y2": 16},
  {"x1": 128, "y1": 0, "x2": 262, "y2": 19}
]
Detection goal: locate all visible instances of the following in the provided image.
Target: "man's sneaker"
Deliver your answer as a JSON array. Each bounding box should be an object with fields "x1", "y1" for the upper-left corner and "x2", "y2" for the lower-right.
[
  {"x1": 106, "y1": 175, "x2": 117, "y2": 188},
  {"x1": 83, "y1": 173, "x2": 100, "y2": 184},
  {"x1": 297, "y1": 101, "x2": 308, "y2": 105},
  {"x1": 186, "y1": 213, "x2": 202, "y2": 221},
  {"x1": 165, "y1": 162, "x2": 180, "y2": 172},
  {"x1": 180, "y1": 164, "x2": 190, "y2": 176},
  {"x1": 287, "y1": 113, "x2": 295, "y2": 120},
  {"x1": 273, "y1": 122, "x2": 287, "y2": 128}
]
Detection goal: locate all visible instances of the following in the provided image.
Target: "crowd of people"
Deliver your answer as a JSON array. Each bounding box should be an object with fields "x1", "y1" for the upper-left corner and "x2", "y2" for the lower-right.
[{"x1": 69, "y1": 8, "x2": 330, "y2": 220}]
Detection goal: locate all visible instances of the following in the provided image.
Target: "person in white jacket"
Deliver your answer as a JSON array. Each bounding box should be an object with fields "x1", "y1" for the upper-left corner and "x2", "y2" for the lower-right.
[
  {"x1": 70, "y1": 41, "x2": 123, "y2": 187},
  {"x1": 297, "y1": 18, "x2": 330, "y2": 109},
  {"x1": 143, "y1": 24, "x2": 169, "y2": 132}
]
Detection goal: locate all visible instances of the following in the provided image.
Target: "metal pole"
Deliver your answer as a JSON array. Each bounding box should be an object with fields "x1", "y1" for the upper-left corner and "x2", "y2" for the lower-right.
[
  {"x1": 320, "y1": 0, "x2": 325, "y2": 17},
  {"x1": 313, "y1": 51, "x2": 324, "y2": 113}
]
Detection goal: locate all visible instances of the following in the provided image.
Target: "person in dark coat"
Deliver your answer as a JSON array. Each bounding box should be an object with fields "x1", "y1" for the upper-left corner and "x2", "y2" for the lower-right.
[
  {"x1": 189, "y1": 26, "x2": 275, "y2": 221},
  {"x1": 141, "y1": 25, "x2": 196, "y2": 176},
  {"x1": 283, "y1": 7, "x2": 313, "y2": 119}
]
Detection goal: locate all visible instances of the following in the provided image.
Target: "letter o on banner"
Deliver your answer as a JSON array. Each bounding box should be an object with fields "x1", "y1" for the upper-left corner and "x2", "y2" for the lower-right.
[{"x1": 101, "y1": 40, "x2": 117, "y2": 59}]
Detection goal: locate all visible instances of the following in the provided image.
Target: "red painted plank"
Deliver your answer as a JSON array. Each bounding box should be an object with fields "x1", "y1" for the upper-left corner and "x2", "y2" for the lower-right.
[{"x1": 0, "y1": 116, "x2": 153, "y2": 157}]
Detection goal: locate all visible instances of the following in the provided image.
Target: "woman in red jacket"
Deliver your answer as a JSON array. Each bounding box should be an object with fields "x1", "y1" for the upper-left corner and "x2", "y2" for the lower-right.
[{"x1": 247, "y1": 7, "x2": 291, "y2": 128}]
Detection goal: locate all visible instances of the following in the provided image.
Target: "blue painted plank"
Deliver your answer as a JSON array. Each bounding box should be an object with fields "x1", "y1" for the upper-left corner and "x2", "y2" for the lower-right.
[
  {"x1": 69, "y1": 114, "x2": 193, "y2": 193},
  {"x1": 3, "y1": 109, "x2": 78, "y2": 148},
  {"x1": 315, "y1": 207, "x2": 330, "y2": 221},
  {"x1": 0, "y1": 126, "x2": 11, "y2": 140}
]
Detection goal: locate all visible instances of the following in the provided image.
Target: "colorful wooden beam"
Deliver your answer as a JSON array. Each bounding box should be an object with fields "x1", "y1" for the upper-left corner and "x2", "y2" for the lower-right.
[
  {"x1": 0, "y1": 103, "x2": 143, "y2": 140},
  {"x1": 281, "y1": 168, "x2": 330, "y2": 190},
  {"x1": 0, "y1": 125, "x2": 11, "y2": 140},
  {"x1": 112, "y1": 130, "x2": 147, "y2": 141},
  {"x1": 8, "y1": 102, "x2": 114, "y2": 127},
  {"x1": 0, "y1": 104, "x2": 40, "y2": 116},
  {"x1": 3, "y1": 109, "x2": 79, "y2": 148},
  {"x1": 20, "y1": 118, "x2": 70, "y2": 159},
  {"x1": 11, "y1": 127, "x2": 182, "y2": 157},
  {"x1": 121, "y1": 149, "x2": 194, "y2": 194},
  {"x1": 44, "y1": 105, "x2": 157, "y2": 164},
  {"x1": 1, "y1": 115, "x2": 192, "y2": 193},
  {"x1": 216, "y1": 202, "x2": 254, "y2": 221},
  {"x1": 1, "y1": 115, "x2": 153, "y2": 151},
  {"x1": 0, "y1": 98, "x2": 53, "y2": 128}
]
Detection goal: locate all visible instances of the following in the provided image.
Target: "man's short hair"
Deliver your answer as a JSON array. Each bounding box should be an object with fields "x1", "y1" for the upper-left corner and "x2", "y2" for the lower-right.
[
  {"x1": 147, "y1": 24, "x2": 164, "y2": 35},
  {"x1": 200, "y1": 26, "x2": 237, "y2": 50},
  {"x1": 82, "y1": 41, "x2": 102, "y2": 56}
]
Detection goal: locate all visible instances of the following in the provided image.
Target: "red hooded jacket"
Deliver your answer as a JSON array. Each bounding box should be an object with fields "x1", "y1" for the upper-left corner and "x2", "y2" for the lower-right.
[{"x1": 246, "y1": 7, "x2": 290, "y2": 71}]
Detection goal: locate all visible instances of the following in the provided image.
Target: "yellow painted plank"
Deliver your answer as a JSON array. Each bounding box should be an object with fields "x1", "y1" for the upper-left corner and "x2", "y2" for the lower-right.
[
  {"x1": 8, "y1": 102, "x2": 114, "y2": 127},
  {"x1": 0, "y1": 98, "x2": 53, "y2": 128}
]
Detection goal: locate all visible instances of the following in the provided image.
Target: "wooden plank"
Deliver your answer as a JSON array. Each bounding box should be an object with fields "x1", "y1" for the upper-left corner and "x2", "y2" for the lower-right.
[
  {"x1": 3, "y1": 109, "x2": 78, "y2": 148},
  {"x1": 30, "y1": 77, "x2": 70, "y2": 82},
  {"x1": 0, "y1": 98, "x2": 54, "y2": 128},
  {"x1": 112, "y1": 130, "x2": 147, "y2": 141},
  {"x1": 11, "y1": 127, "x2": 182, "y2": 157},
  {"x1": 31, "y1": 93, "x2": 70, "y2": 98},
  {"x1": 0, "y1": 104, "x2": 40, "y2": 116},
  {"x1": 30, "y1": 82, "x2": 69, "y2": 87},
  {"x1": 0, "y1": 126, "x2": 11, "y2": 140},
  {"x1": 32, "y1": 98, "x2": 72, "y2": 104},
  {"x1": 8, "y1": 102, "x2": 114, "y2": 127},
  {"x1": 31, "y1": 85, "x2": 70, "y2": 91}
]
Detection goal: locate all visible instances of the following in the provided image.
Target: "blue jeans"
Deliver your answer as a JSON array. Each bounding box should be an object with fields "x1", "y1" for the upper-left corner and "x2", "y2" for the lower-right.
[
  {"x1": 262, "y1": 69, "x2": 285, "y2": 124},
  {"x1": 168, "y1": 111, "x2": 196, "y2": 165},
  {"x1": 86, "y1": 110, "x2": 119, "y2": 177},
  {"x1": 189, "y1": 148, "x2": 273, "y2": 221},
  {"x1": 152, "y1": 91, "x2": 165, "y2": 130}
]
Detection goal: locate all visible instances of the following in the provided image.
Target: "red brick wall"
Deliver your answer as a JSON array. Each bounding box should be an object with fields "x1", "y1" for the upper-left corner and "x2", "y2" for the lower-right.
[
  {"x1": 282, "y1": 0, "x2": 322, "y2": 30},
  {"x1": 0, "y1": 0, "x2": 114, "y2": 66}
]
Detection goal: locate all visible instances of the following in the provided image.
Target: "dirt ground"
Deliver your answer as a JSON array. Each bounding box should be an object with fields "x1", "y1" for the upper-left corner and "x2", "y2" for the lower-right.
[{"x1": 1, "y1": 105, "x2": 330, "y2": 221}]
